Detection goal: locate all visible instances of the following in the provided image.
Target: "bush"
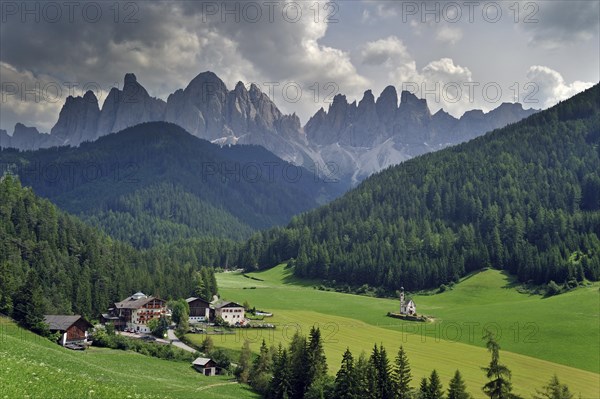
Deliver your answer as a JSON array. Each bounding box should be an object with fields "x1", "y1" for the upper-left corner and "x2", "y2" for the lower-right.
[
  {"x1": 199, "y1": 336, "x2": 214, "y2": 353},
  {"x1": 209, "y1": 348, "x2": 231, "y2": 371},
  {"x1": 546, "y1": 280, "x2": 562, "y2": 296},
  {"x1": 90, "y1": 331, "x2": 194, "y2": 362},
  {"x1": 566, "y1": 279, "x2": 579, "y2": 290}
]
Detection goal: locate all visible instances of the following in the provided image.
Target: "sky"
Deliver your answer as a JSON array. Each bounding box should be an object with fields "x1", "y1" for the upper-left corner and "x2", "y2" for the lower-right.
[{"x1": 1, "y1": 0, "x2": 598, "y2": 133}]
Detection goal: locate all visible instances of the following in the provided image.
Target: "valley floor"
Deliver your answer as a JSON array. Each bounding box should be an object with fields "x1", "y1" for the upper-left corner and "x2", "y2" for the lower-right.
[{"x1": 207, "y1": 265, "x2": 600, "y2": 398}]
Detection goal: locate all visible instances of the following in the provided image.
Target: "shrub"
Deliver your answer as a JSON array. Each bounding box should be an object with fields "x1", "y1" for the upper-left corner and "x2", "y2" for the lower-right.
[{"x1": 546, "y1": 280, "x2": 562, "y2": 296}]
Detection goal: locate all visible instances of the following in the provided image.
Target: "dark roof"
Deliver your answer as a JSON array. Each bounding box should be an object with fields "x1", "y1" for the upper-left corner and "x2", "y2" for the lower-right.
[
  {"x1": 43, "y1": 315, "x2": 91, "y2": 331},
  {"x1": 186, "y1": 297, "x2": 210, "y2": 305},
  {"x1": 114, "y1": 294, "x2": 164, "y2": 310},
  {"x1": 214, "y1": 301, "x2": 243, "y2": 309}
]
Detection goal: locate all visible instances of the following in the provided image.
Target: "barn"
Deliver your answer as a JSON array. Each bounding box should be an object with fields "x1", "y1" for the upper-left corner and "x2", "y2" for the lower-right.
[
  {"x1": 43, "y1": 315, "x2": 92, "y2": 347},
  {"x1": 186, "y1": 297, "x2": 211, "y2": 323}
]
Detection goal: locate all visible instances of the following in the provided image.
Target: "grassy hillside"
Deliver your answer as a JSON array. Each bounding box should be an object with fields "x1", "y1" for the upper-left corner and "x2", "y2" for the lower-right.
[
  {"x1": 201, "y1": 265, "x2": 600, "y2": 397},
  {"x1": 0, "y1": 317, "x2": 259, "y2": 399}
]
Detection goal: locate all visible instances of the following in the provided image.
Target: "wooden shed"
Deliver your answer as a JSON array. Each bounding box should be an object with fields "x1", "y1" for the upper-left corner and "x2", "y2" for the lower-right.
[{"x1": 192, "y1": 357, "x2": 219, "y2": 376}]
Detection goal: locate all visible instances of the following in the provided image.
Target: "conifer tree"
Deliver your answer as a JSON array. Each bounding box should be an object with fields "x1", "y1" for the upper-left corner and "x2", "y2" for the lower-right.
[
  {"x1": 532, "y1": 375, "x2": 574, "y2": 399},
  {"x1": 447, "y1": 370, "x2": 470, "y2": 399},
  {"x1": 334, "y1": 348, "x2": 358, "y2": 399},
  {"x1": 419, "y1": 377, "x2": 430, "y2": 399},
  {"x1": 236, "y1": 340, "x2": 252, "y2": 383},
  {"x1": 354, "y1": 351, "x2": 370, "y2": 398},
  {"x1": 271, "y1": 345, "x2": 293, "y2": 399},
  {"x1": 481, "y1": 331, "x2": 513, "y2": 399},
  {"x1": 369, "y1": 343, "x2": 394, "y2": 399},
  {"x1": 427, "y1": 369, "x2": 444, "y2": 399},
  {"x1": 250, "y1": 340, "x2": 273, "y2": 395},
  {"x1": 393, "y1": 345, "x2": 412, "y2": 398},
  {"x1": 12, "y1": 270, "x2": 47, "y2": 335},
  {"x1": 288, "y1": 331, "x2": 309, "y2": 398},
  {"x1": 308, "y1": 326, "x2": 328, "y2": 382}
]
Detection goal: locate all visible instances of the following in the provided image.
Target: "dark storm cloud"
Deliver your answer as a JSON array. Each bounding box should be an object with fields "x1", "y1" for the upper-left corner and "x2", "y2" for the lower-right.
[{"x1": 522, "y1": 1, "x2": 600, "y2": 47}]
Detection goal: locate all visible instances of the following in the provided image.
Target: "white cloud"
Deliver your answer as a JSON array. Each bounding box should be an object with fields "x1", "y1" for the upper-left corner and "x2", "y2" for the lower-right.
[
  {"x1": 360, "y1": 36, "x2": 411, "y2": 66},
  {"x1": 435, "y1": 26, "x2": 463, "y2": 45},
  {"x1": 360, "y1": 36, "x2": 476, "y2": 116},
  {"x1": 0, "y1": 62, "x2": 65, "y2": 132},
  {"x1": 526, "y1": 66, "x2": 594, "y2": 108}
]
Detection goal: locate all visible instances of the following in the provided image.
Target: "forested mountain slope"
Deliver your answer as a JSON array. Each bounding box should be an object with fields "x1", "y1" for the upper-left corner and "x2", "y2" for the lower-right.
[
  {"x1": 0, "y1": 122, "x2": 342, "y2": 247},
  {"x1": 0, "y1": 176, "x2": 220, "y2": 319},
  {"x1": 238, "y1": 85, "x2": 600, "y2": 290}
]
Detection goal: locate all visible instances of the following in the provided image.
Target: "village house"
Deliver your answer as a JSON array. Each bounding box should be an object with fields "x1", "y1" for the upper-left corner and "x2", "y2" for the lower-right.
[
  {"x1": 192, "y1": 357, "x2": 219, "y2": 376},
  {"x1": 186, "y1": 297, "x2": 212, "y2": 323},
  {"x1": 103, "y1": 292, "x2": 166, "y2": 333},
  {"x1": 213, "y1": 301, "x2": 245, "y2": 326},
  {"x1": 43, "y1": 315, "x2": 92, "y2": 347}
]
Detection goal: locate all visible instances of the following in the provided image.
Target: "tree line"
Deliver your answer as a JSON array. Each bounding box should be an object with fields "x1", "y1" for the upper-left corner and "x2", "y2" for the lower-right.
[{"x1": 234, "y1": 329, "x2": 575, "y2": 399}]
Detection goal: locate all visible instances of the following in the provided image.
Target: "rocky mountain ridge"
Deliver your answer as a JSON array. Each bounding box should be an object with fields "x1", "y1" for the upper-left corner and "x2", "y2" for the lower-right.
[{"x1": 1, "y1": 72, "x2": 538, "y2": 185}]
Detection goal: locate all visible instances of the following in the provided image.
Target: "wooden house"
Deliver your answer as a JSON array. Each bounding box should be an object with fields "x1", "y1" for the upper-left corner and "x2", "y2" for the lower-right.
[
  {"x1": 186, "y1": 297, "x2": 211, "y2": 323},
  {"x1": 43, "y1": 315, "x2": 92, "y2": 346}
]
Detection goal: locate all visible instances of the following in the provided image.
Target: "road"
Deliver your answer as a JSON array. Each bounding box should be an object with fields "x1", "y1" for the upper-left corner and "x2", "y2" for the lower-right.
[{"x1": 167, "y1": 328, "x2": 197, "y2": 353}]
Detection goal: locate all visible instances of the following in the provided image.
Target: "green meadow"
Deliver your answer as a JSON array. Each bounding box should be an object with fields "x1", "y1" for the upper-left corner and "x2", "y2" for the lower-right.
[
  {"x1": 0, "y1": 317, "x2": 259, "y2": 399},
  {"x1": 202, "y1": 265, "x2": 600, "y2": 398}
]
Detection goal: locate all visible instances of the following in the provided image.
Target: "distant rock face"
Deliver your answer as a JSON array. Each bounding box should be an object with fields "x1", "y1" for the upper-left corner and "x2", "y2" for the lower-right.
[
  {"x1": 305, "y1": 88, "x2": 538, "y2": 184},
  {"x1": 4, "y1": 71, "x2": 538, "y2": 186},
  {"x1": 1, "y1": 123, "x2": 62, "y2": 151},
  {"x1": 97, "y1": 73, "x2": 166, "y2": 137},
  {"x1": 165, "y1": 72, "x2": 310, "y2": 166},
  {"x1": 51, "y1": 91, "x2": 101, "y2": 145},
  {"x1": 0, "y1": 129, "x2": 10, "y2": 148}
]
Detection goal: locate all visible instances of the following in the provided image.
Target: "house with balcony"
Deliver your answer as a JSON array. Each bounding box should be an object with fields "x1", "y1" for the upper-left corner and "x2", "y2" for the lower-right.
[{"x1": 103, "y1": 292, "x2": 166, "y2": 333}]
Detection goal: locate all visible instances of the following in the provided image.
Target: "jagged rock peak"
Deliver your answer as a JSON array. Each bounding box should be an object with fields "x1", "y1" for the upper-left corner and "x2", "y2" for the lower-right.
[
  {"x1": 331, "y1": 93, "x2": 348, "y2": 106},
  {"x1": 494, "y1": 102, "x2": 525, "y2": 111},
  {"x1": 400, "y1": 90, "x2": 421, "y2": 105},
  {"x1": 360, "y1": 90, "x2": 375, "y2": 104},
  {"x1": 249, "y1": 83, "x2": 262, "y2": 96},
  {"x1": 124, "y1": 73, "x2": 137, "y2": 85},
  {"x1": 234, "y1": 81, "x2": 248, "y2": 92},
  {"x1": 189, "y1": 71, "x2": 224, "y2": 84},
  {"x1": 379, "y1": 85, "x2": 398, "y2": 103},
  {"x1": 377, "y1": 86, "x2": 398, "y2": 108},
  {"x1": 83, "y1": 90, "x2": 98, "y2": 102},
  {"x1": 376, "y1": 86, "x2": 398, "y2": 121},
  {"x1": 14, "y1": 123, "x2": 40, "y2": 136}
]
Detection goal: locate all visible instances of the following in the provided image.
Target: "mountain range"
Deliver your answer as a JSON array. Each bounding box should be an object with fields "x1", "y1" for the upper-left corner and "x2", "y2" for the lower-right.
[{"x1": 1, "y1": 72, "x2": 537, "y2": 186}]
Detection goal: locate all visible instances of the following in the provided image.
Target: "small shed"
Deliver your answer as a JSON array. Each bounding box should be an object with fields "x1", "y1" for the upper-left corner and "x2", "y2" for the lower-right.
[
  {"x1": 43, "y1": 315, "x2": 92, "y2": 346},
  {"x1": 192, "y1": 357, "x2": 219, "y2": 376}
]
